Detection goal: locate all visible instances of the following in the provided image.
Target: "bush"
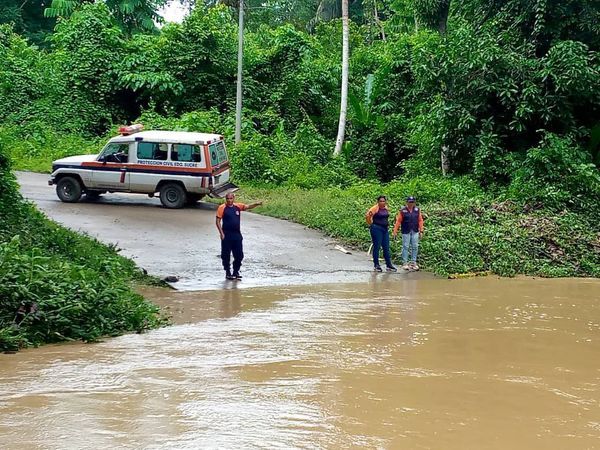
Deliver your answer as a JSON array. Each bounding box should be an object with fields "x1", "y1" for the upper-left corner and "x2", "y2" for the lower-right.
[
  {"x1": 510, "y1": 133, "x2": 600, "y2": 217},
  {"x1": 230, "y1": 137, "x2": 275, "y2": 183},
  {"x1": 0, "y1": 122, "x2": 104, "y2": 173},
  {"x1": 0, "y1": 237, "x2": 162, "y2": 351},
  {"x1": 0, "y1": 139, "x2": 164, "y2": 351}
]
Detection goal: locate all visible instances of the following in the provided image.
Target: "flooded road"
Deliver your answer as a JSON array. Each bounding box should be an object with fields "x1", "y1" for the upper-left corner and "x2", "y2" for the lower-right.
[{"x1": 1, "y1": 277, "x2": 599, "y2": 449}]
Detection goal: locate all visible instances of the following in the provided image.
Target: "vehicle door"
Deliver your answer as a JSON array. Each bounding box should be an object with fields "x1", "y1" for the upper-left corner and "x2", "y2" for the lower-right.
[
  {"x1": 209, "y1": 140, "x2": 230, "y2": 185},
  {"x1": 92, "y1": 142, "x2": 131, "y2": 190},
  {"x1": 129, "y1": 141, "x2": 169, "y2": 192}
]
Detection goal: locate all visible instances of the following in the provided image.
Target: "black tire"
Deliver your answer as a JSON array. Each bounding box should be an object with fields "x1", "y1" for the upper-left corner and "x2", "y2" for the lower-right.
[
  {"x1": 186, "y1": 193, "x2": 205, "y2": 205},
  {"x1": 159, "y1": 182, "x2": 186, "y2": 209},
  {"x1": 85, "y1": 190, "x2": 102, "y2": 200},
  {"x1": 56, "y1": 176, "x2": 83, "y2": 203}
]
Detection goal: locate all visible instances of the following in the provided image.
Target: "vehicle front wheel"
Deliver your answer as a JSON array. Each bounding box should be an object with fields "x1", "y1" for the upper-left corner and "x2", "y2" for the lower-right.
[
  {"x1": 56, "y1": 177, "x2": 83, "y2": 203},
  {"x1": 159, "y1": 183, "x2": 186, "y2": 209}
]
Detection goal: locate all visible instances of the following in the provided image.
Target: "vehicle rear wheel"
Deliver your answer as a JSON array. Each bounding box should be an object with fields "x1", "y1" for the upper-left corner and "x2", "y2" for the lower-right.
[
  {"x1": 159, "y1": 183, "x2": 186, "y2": 209},
  {"x1": 186, "y1": 193, "x2": 205, "y2": 205},
  {"x1": 56, "y1": 177, "x2": 83, "y2": 203}
]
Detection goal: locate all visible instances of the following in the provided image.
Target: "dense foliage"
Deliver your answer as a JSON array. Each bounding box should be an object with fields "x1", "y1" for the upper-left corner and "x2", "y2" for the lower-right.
[
  {"x1": 1, "y1": 0, "x2": 599, "y2": 281},
  {"x1": 2, "y1": 2, "x2": 598, "y2": 184},
  {"x1": 0, "y1": 141, "x2": 164, "y2": 351}
]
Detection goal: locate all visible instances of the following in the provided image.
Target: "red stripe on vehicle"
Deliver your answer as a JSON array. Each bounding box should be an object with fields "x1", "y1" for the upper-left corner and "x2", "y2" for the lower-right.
[{"x1": 81, "y1": 162, "x2": 210, "y2": 174}]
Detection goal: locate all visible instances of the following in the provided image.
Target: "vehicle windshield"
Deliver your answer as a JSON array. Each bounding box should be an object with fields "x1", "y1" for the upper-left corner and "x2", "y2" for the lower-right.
[
  {"x1": 209, "y1": 141, "x2": 228, "y2": 166},
  {"x1": 99, "y1": 143, "x2": 129, "y2": 163}
]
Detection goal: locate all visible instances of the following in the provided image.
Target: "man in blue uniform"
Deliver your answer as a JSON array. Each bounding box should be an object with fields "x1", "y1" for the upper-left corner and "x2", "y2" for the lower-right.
[{"x1": 216, "y1": 193, "x2": 263, "y2": 280}]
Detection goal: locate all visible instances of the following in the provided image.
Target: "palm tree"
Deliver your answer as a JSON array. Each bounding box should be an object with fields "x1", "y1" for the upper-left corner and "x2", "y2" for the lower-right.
[{"x1": 333, "y1": 0, "x2": 349, "y2": 157}]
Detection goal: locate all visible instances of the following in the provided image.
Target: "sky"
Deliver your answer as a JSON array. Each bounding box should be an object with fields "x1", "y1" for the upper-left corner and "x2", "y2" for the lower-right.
[{"x1": 158, "y1": 1, "x2": 189, "y2": 24}]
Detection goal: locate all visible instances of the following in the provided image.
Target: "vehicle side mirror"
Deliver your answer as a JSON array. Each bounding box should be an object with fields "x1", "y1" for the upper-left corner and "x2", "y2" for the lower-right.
[{"x1": 98, "y1": 155, "x2": 106, "y2": 164}]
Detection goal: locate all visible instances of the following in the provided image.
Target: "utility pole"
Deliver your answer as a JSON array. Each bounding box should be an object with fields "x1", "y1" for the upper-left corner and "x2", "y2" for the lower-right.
[{"x1": 235, "y1": 0, "x2": 244, "y2": 145}]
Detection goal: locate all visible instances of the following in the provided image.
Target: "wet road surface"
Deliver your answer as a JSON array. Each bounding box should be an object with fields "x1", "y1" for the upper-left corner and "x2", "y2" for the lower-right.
[
  {"x1": 1, "y1": 277, "x2": 599, "y2": 449},
  {"x1": 17, "y1": 171, "x2": 428, "y2": 290}
]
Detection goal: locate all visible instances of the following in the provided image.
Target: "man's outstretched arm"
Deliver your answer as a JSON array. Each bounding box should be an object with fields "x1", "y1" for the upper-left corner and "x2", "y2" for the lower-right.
[{"x1": 244, "y1": 201, "x2": 263, "y2": 210}]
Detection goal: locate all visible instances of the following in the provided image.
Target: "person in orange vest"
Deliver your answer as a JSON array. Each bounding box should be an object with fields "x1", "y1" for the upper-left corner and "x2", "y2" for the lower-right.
[
  {"x1": 393, "y1": 196, "x2": 424, "y2": 270},
  {"x1": 365, "y1": 195, "x2": 397, "y2": 272}
]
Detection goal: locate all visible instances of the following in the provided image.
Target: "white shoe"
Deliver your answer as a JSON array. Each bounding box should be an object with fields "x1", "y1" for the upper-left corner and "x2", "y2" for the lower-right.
[
  {"x1": 402, "y1": 264, "x2": 410, "y2": 270},
  {"x1": 410, "y1": 262, "x2": 420, "y2": 271}
]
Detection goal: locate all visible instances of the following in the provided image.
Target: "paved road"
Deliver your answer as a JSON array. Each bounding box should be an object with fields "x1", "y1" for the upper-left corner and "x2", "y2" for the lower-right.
[{"x1": 17, "y1": 171, "x2": 427, "y2": 290}]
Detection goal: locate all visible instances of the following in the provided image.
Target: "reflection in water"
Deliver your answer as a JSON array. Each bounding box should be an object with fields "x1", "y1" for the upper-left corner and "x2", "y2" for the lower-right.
[
  {"x1": 0, "y1": 277, "x2": 598, "y2": 449},
  {"x1": 220, "y1": 287, "x2": 242, "y2": 319}
]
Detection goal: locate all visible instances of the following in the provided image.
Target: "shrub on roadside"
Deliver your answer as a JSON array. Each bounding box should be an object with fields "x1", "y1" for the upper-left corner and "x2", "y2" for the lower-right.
[
  {"x1": 0, "y1": 141, "x2": 164, "y2": 352},
  {"x1": 509, "y1": 133, "x2": 600, "y2": 218},
  {"x1": 0, "y1": 122, "x2": 103, "y2": 173},
  {"x1": 0, "y1": 237, "x2": 162, "y2": 351}
]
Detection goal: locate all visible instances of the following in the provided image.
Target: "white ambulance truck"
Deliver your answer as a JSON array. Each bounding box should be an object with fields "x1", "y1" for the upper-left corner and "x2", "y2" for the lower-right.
[{"x1": 48, "y1": 125, "x2": 238, "y2": 208}]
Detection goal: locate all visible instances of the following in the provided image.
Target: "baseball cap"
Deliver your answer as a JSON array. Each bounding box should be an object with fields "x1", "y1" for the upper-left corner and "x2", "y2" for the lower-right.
[{"x1": 406, "y1": 196, "x2": 416, "y2": 202}]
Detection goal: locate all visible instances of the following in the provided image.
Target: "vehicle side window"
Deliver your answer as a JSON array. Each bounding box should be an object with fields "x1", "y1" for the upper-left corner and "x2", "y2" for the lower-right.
[
  {"x1": 215, "y1": 141, "x2": 227, "y2": 162},
  {"x1": 172, "y1": 144, "x2": 202, "y2": 163},
  {"x1": 100, "y1": 143, "x2": 129, "y2": 163},
  {"x1": 209, "y1": 141, "x2": 227, "y2": 166},
  {"x1": 209, "y1": 144, "x2": 219, "y2": 166},
  {"x1": 137, "y1": 142, "x2": 168, "y2": 161}
]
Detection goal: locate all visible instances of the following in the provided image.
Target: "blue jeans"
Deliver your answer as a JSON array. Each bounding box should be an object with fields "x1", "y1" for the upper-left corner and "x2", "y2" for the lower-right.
[
  {"x1": 402, "y1": 232, "x2": 420, "y2": 263},
  {"x1": 370, "y1": 225, "x2": 393, "y2": 268}
]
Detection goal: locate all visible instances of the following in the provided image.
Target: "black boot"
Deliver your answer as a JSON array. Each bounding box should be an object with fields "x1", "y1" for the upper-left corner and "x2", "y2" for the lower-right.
[{"x1": 225, "y1": 269, "x2": 235, "y2": 280}]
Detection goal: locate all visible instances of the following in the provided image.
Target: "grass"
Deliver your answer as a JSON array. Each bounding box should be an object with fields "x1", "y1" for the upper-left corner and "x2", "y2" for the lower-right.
[
  {"x1": 0, "y1": 122, "x2": 104, "y2": 173},
  {"x1": 232, "y1": 182, "x2": 600, "y2": 278}
]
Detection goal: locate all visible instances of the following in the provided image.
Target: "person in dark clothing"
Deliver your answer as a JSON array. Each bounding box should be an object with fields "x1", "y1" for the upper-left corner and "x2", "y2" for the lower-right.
[
  {"x1": 393, "y1": 196, "x2": 424, "y2": 270},
  {"x1": 216, "y1": 193, "x2": 262, "y2": 280},
  {"x1": 365, "y1": 195, "x2": 397, "y2": 272}
]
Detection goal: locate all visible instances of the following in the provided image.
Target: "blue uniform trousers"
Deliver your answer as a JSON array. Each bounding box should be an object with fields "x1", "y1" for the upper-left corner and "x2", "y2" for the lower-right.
[{"x1": 221, "y1": 235, "x2": 244, "y2": 273}]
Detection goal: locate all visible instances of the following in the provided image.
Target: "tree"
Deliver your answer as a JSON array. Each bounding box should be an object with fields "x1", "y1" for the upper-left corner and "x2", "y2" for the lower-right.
[
  {"x1": 333, "y1": 0, "x2": 349, "y2": 156},
  {"x1": 310, "y1": 0, "x2": 365, "y2": 29},
  {"x1": 456, "y1": 0, "x2": 600, "y2": 53},
  {"x1": 414, "y1": 0, "x2": 451, "y2": 35},
  {"x1": 235, "y1": 0, "x2": 244, "y2": 144},
  {"x1": 0, "y1": 0, "x2": 55, "y2": 46},
  {"x1": 44, "y1": 0, "x2": 167, "y2": 33}
]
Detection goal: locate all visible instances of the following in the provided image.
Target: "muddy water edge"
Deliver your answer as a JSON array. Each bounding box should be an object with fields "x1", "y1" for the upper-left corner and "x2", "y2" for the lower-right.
[{"x1": 0, "y1": 276, "x2": 598, "y2": 449}]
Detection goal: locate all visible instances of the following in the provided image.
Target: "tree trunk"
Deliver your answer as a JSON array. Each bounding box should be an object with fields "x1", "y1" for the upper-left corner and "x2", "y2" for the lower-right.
[
  {"x1": 414, "y1": 0, "x2": 451, "y2": 35},
  {"x1": 373, "y1": 0, "x2": 386, "y2": 41},
  {"x1": 437, "y1": 0, "x2": 450, "y2": 35},
  {"x1": 333, "y1": 0, "x2": 349, "y2": 157},
  {"x1": 234, "y1": 0, "x2": 244, "y2": 145},
  {"x1": 441, "y1": 145, "x2": 450, "y2": 176}
]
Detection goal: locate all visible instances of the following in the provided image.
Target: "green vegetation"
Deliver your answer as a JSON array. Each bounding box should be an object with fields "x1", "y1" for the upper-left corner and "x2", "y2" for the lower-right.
[
  {"x1": 233, "y1": 180, "x2": 600, "y2": 278},
  {"x1": 0, "y1": 142, "x2": 164, "y2": 352},
  {"x1": 0, "y1": 0, "x2": 598, "y2": 344}
]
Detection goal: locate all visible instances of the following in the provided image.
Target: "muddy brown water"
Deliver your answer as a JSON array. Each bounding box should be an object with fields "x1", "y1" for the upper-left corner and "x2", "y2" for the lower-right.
[{"x1": 1, "y1": 277, "x2": 598, "y2": 449}]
